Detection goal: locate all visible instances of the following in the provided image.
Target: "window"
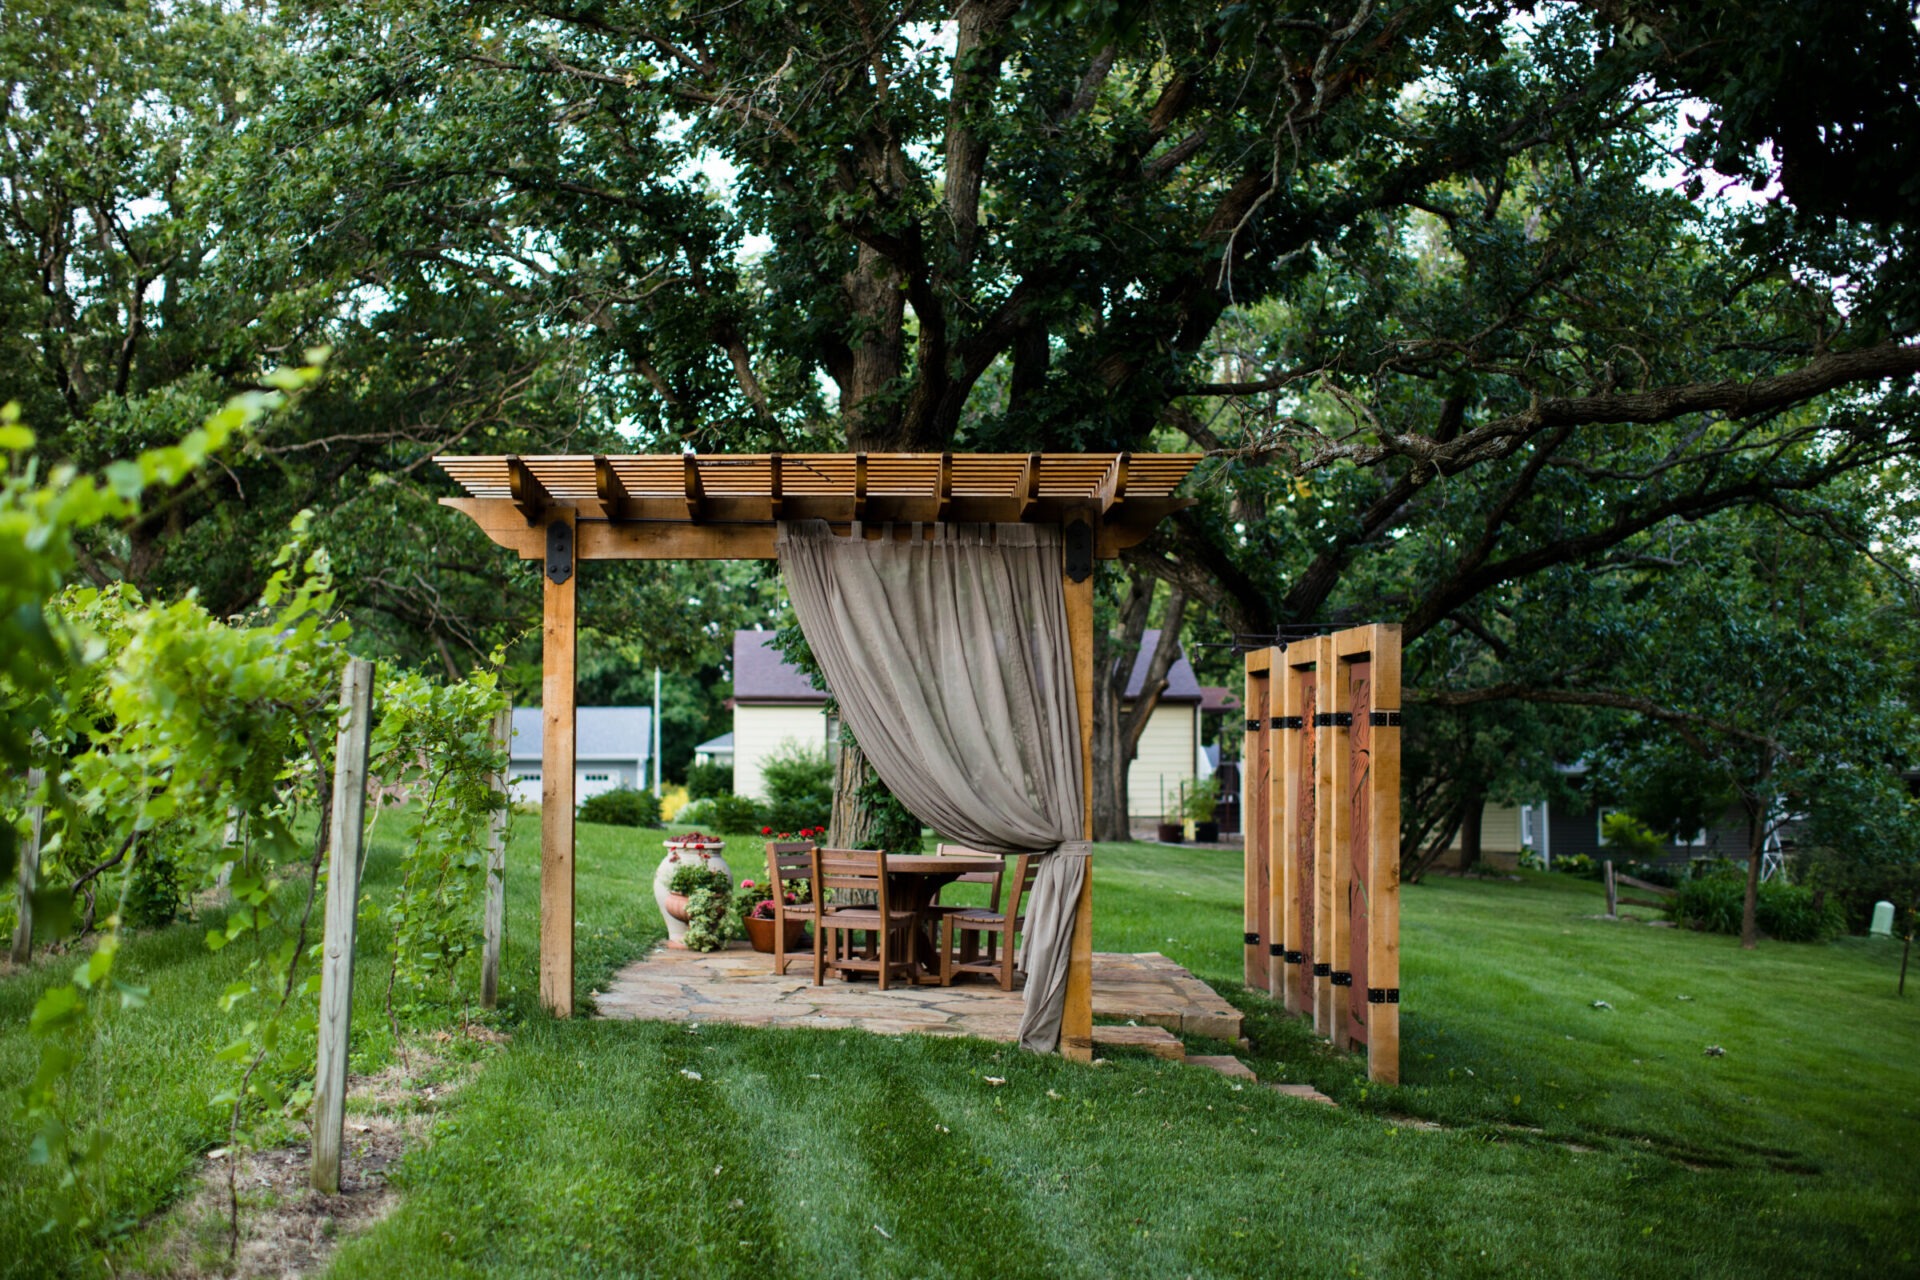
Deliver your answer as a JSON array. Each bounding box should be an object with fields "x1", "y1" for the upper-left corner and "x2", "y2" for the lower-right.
[
  {"x1": 1520, "y1": 805, "x2": 1535, "y2": 848},
  {"x1": 583, "y1": 772, "x2": 611, "y2": 783},
  {"x1": 514, "y1": 772, "x2": 540, "y2": 785},
  {"x1": 1596, "y1": 807, "x2": 1619, "y2": 845}
]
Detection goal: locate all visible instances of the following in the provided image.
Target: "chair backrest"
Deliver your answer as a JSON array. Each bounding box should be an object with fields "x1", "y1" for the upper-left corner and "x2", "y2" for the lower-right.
[
  {"x1": 1002, "y1": 854, "x2": 1038, "y2": 921},
  {"x1": 764, "y1": 840, "x2": 814, "y2": 914},
  {"x1": 812, "y1": 847, "x2": 888, "y2": 913},
  {"x1": 937, "y1": 842, "x2": 1008, "y2": 908}
]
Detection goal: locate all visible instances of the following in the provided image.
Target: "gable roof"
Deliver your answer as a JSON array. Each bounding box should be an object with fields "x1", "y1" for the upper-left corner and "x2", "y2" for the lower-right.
[
  {"x1": 733, "y1": 627, "x2": 1201, "y2": 704},
  {"x1": 509, "y1": 707, "x2": 653, "y2": 762},
  {"x1": 1124, "y1": 630, "x2": 1202, "y2": 703},
  {"x1": 733, "y1": 631, "x2": 828, "y2": 703},
  {"x1": 1199, "y1": 685, "x2": 1240, "y2": 715}
]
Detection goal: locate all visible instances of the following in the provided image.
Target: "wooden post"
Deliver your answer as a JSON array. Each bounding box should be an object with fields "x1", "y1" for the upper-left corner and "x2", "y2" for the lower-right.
[
  {"x1": 481, "y1": 702, "x2": 512, "y2": 1009},
  {"x1": 312, "y1": 657, "x2": 375, "y2": 1195},
  {"x1": 1604, "y1": 859, "x2": 1618, "y2": 917},
  {"x1": 1326, "y1": 634, "x2": 1354, "y2": 1051},
  {"x1": 541, "y1": 512, "x2": 578, "y2": 1017},
  {"x1": 10, "y1": 762, "x2": 44, "y2": 965},
  {"x1": 1366, "y1": 624, "x2": 1402, "y2": 1084},
  {"x1": 1243, "y1": 649, "x2": 1271, "y2": 992},
  {"x1": 1275, "y1": 650, "x2": 1304, "y2": 1016},
  {"x1": 214, "y1": 806, "x2": 243, "y2": 904},
  {"x1": 1060, "y1": 558, "x2": 1096, "y2": 1062}
]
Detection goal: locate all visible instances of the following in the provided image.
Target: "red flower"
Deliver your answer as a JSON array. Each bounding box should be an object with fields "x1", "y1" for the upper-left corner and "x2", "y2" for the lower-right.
[{"x1": 761, "y1": 826, "x2": 772, "y2": 835}]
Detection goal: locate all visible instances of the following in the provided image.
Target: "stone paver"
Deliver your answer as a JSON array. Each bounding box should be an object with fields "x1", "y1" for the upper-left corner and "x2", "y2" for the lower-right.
[
  {"x1": 1268, "y1": 1082, "x2": 1337, "y2": 1106},
  {"x1": 1188, "y1": 1054, "x2": 1256, "y2": 1080},
  {"x1": 1091, "y1": 1023, "x2": 1186, "y2": 1059},
  {"x1": 595, "y1": 944, "x2": 1240, "y2": 1047}
]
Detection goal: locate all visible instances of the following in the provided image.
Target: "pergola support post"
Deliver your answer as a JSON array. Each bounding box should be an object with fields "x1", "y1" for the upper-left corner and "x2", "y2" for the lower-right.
[
  {"x1": 541, "y1": 513, "x2": 577, "y2": 1017},
  {"x1": 1060, "y1": 529, "x2": 1096, "y2": 1062}
]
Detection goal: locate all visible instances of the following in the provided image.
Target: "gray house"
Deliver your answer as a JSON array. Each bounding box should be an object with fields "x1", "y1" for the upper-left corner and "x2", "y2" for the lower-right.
[{"x1": 508, "y1": 707, "x2": 653, "y2": 804}]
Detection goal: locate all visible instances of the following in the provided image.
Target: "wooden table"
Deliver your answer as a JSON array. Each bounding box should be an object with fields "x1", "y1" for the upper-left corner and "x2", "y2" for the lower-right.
[{"x1": 881, "y1": 854, "x2": 1005, "y2": 983}]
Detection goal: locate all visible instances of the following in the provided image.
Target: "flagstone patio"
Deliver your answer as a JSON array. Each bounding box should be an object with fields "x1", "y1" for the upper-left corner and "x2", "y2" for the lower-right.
[{"x1": 593, "y1": 946, "x2": 1244, "y2": 1046}]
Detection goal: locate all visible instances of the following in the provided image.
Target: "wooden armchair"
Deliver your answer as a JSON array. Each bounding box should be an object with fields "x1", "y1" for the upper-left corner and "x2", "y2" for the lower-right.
[
  {"x1": 940, "y1": 854, "x2": 1037, "y2": 990},
  {"x1": 811, "y1": 847, "x2": 918, "y2": 989},
  {"x1": 762, "y1": 840, "x2": 817, "y2": 976}
]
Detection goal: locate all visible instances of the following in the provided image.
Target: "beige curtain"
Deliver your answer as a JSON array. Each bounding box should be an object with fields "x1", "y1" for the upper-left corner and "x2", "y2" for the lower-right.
[{"x1": 776, "y1": 520, "x2": 1088, "y2": 1052}]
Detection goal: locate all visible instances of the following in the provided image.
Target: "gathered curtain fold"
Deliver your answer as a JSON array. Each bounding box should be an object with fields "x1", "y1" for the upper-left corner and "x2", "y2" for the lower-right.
[{"x1": 775, "y1": 519, "x2": 1088, "y2": 1053}]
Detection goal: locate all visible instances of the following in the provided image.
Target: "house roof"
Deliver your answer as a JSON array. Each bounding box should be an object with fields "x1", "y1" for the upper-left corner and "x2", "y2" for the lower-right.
[
  {"x1": 1198, "y1": 685, "x2": 1240, "y2": 715},
  {"x1": 1124, "y1": 630, "x2": 1203, "y2": 702},
  {"x1": 509, "y1": 707, "x2": 653, "y2": 761},
  {"x1": 694, "y1": 731, "x2": 735, "y2": 752},
  {"x1": 734, "y1": 627, "x2": 1202, "y2": 704},
  {"x1": 733, "y1": 631, "x2": 829, "y2": 704}
]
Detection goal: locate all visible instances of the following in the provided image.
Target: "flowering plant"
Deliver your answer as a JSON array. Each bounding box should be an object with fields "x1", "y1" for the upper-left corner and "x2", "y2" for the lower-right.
[
  {"x1": 759, "y1": 826, "x2": 821, "y2": 840},
  {"x1": 736, "y1": 875, "x2": 808, "y2": 922}
]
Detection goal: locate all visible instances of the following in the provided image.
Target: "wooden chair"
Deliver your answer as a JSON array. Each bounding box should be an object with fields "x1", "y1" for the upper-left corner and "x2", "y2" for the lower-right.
[
  {"x1": 929, "y1": 843, "x2": 1008, "y2": 915},
  {"x1": 811, "y1": 847, "x2": 918, "y2": 989},
  {"x1": 763, "y1": 840, "x2": 817, "y2": 976},
  {"x1": 940, "y1": 854, "x2": 1037, "y2": 990}
]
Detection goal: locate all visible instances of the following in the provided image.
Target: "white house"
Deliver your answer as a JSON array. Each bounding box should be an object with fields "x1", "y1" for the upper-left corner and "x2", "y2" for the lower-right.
[
  {"x1": 508, "y1": 706, "x2": 653, "y2": 805},
  {"x1": 692, "y1": 732, "x2": 734, "y2": 768},
  {"x1": 730, "y1": 629, "x2": 1203, "y2": 818}
]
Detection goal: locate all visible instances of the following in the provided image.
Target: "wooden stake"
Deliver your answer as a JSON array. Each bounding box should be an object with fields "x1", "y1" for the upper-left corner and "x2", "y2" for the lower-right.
[
  {"x1": 10, "y1": 762, "x2": 44, "y2": 965},
  {"x1": 312, "y1": 657, "x2": 375, "y2": 1196},
  {"x1": 481, "y1": 702, "x2": 512, "y2": 1009},
  {"x1": 541, "y1": 512, "x2": 578, "y2": 1017},
  {"x1": 1061, "y1": 560, "x2": 1096, "y2": 1062}
]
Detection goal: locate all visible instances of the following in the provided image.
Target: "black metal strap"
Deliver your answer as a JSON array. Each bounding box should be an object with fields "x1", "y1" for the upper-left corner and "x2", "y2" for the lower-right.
[
  {"x1": 1312, "y1": 962, "x2": 1331, "y2": 977},
  {"x1": 1330, "y1": 971, "x2": 1353, "y2": 987},
  {"x1": 1283, "y1": 950, "x2": 1304, "y2": 964},
  {"x1": 1267, "y1": 942, "x2": 1283, "y2": 956},
  {"x1": 1245, "y1": 718, "x2": 1261, "y2": 731},
  {"x1": 1369, "y1": 710, "x2": 1402, "y2": 727},
  {"x1": 1244, "y1": 931, "x2": 1260, "y2": 945},
  {"x1": 1312, "y1": 712, "x2": 1352, "y2": 727},
  {"x1": 1272, "y1": 715, "x2": 1303, "y2": 730},
  {"x1": 1367, "y1": 987, "x2": 1400, "y2": 1004}
]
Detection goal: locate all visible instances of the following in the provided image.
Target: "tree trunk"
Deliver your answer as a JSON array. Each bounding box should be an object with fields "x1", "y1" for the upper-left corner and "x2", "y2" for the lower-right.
[
  {"x1": 828, "y1": 734, "x2": 876, "y2": 850},
  {"x1": 1457, "y1": 790, "x2": 1486, "y2": 873},
  {"x1": 1740, "y1": 796, "x2": 1765, "y2": 950}
]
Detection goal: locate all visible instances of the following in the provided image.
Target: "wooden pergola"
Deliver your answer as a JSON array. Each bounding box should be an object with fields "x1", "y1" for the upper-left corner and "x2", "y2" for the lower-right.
[{"x1": 434, "y1": 451, "x2": 1202, "y2": 1059}]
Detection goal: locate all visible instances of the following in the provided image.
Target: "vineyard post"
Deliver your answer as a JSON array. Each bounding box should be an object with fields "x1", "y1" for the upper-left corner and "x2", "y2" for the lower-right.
[
  {"x1": 9, "y1": 759, "x2": 44, "y2": 965},
  {"x1": 312, "y1": 657, "x2": 375, "y2": 1195},
  {"x1": 481, "y1": 702, "x2": 511, "y2": 1009}
]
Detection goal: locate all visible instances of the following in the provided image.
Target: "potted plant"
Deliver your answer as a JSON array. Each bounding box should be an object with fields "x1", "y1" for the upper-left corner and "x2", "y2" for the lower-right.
[
  {"x1": 737, "y1": 875, "x2": 810, "y2": 953},
  {"x1": 1157, "y1": 783, "x2": 1185, "y2": 844},
  {"x1": 653, "y1": 831, "x2": 729, "y2": 946},
  {"x1": 667, "y1": 861, "x2": 736, "y2": 951},
  {"x1": 1185, "y1": 776, "x2": 1221, "y2": 843}
]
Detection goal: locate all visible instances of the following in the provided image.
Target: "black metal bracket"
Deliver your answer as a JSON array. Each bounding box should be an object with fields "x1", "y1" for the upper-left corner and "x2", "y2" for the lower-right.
[
  {"x1": 1369, "y1": 710, "x2": 1402, "y2": 727},
  {"x1": 1243, "y1": 931, "x2": 1260, "y2": 946},
  {"x1": 1268, "y1": 942, "x2": 1283, "y2": 956},
  {"x1": 1272, "y1": 715, "x2": 1303, "y2": 730},
  {"x1": 1366, "y1": 987, "x2": 1400, "y2": 1004},
  {"x1": 1330, "y1": 971, "x2": 1353, "y2": 987},
  {"x1": 546, "y1": 520, "x2": 574, "y2": 585},
  {"x1": 1312, "y1": 712, "x2": 1352, "y2": 728},
  {"x1": 1312, "y1": 962, "x2": 1331, "y2": 977},
  {"x1": 1245, "y1": 718, "x2": 1262, "y2": 731},
  {"x1": 1063, "y1": 517, "x2": 1094, "y2": 583},
  {"x1": 1283, "y1": 950, "x2": 1304, "y2": 964}
]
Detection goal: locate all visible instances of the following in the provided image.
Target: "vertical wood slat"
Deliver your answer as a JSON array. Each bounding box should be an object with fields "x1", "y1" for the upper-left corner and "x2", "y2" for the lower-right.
[
  {"x1": 1367, "y1": 623, "x2": 1403, "y2": 1084},
  {"x1": 1264, "y1": 646, "x2": 1288, "y2": 1007},
  {"x1": 9, "y1": 761, "x2": 44, "y2": 965},
  {"x1": 542, "y1": 513, "x2": 578, "y2": 1017},
  {"x1": 1060, "y1": 564, "x2": 1096, "y2": 1062},
  {"x1": 1312, "y1": 635, "x2": 1338, "y2": 1039},
  {"x1": 1274, "y1": 648, "x2": 1304, "y2": 1016},
  {"x1": 1296, "y1": 659, "x2": 1320, "y2": 1017},
  {"x1": 481, "y1": 702, "x2": 512, "y2": 1009},
  {"x1": 312, "y1": 657, "x2": 375, "y2": 1195},
  {"x1": 1325, "y1": 634, "x2": 1353, "y2": 1051},
  {"x1": 1345, "y1": 652, "x2": 1373, "y2": 1048},
  {"x1": 1242, "y1": 651, "x2": 1271, "y2": 992}
]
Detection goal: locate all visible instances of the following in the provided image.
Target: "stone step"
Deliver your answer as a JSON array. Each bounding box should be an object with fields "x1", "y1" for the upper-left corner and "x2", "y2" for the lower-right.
[
  {"x1": 1188, "y1": 1054, "x2": 1256, "y2": 1080},
  {"x1": 1267, "y1": 1082, "x2": 1337, "y2": 1106},
  {"x1": 1092, "y1": 1023, "x2": 1186, "y2": 1060}
]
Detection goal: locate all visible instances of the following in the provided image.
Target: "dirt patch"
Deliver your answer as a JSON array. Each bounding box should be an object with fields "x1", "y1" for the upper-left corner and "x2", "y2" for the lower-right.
[{"x1": 128, "y1": 1030, "x2": 502, "y2": 1279}]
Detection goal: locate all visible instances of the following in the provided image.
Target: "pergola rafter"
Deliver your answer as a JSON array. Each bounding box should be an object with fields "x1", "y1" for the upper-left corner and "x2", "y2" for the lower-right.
[{"x1": 435, "y1": 450, "x2": 1204, "y2": 1059}]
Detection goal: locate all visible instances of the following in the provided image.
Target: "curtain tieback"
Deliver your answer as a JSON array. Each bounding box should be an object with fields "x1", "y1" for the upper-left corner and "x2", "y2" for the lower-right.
[{"x1": 1051, "y1": 840, "x2": 1092, "y2": 859}]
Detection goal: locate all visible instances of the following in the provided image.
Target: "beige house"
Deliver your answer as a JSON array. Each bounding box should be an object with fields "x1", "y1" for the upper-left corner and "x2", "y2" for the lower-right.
[{"x1": 731, "y1": 629, "x2": 1204, "y2": 817}]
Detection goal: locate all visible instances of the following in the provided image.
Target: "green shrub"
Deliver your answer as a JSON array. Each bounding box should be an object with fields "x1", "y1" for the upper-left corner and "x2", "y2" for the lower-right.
[
  {"x1": 761, "y1": 741, "x2": 832, "y2": 832},
  {"x1": 1669, "y1": 869, "x2": 1844, "y2": 942},
  {"x1": 1600, "y1": 812, "x2": 1665, "y2": 861},
  {"x1": 685, "y1": 760, "x2": 733, "y2": 800},
  {"x1": 707, "y1": 793, "x2": 764, "y2": 834},
  {"x1": 578, "y1": 786, "x2": 660, "y2": 828}
]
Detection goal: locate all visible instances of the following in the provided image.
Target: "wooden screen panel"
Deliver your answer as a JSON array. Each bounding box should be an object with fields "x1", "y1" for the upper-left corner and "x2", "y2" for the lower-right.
[
  {"x1": 1243, "y1": 657, "x2": 1272, "y2": 991},
  {"x1": 1324, "y1": 633, "x2": 1352, "y2": 1050},
  {"x1": 1346, "y1": 657, "x2": 1373, "y2": 1047},
  {"x1": 1365, "y1": 624, "x2": 1403, "y2": 1085}
]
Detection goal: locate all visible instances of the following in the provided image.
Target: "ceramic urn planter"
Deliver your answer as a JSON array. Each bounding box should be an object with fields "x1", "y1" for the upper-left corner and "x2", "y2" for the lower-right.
[{"x1": 655, "y1": 836, "x2": 729, "y2": 949}]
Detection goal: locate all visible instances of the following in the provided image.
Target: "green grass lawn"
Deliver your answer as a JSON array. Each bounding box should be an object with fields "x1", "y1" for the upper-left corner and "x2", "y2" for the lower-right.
[{"x1": 5, "y1": 827, "x2": 1918, "y2": 1278}]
